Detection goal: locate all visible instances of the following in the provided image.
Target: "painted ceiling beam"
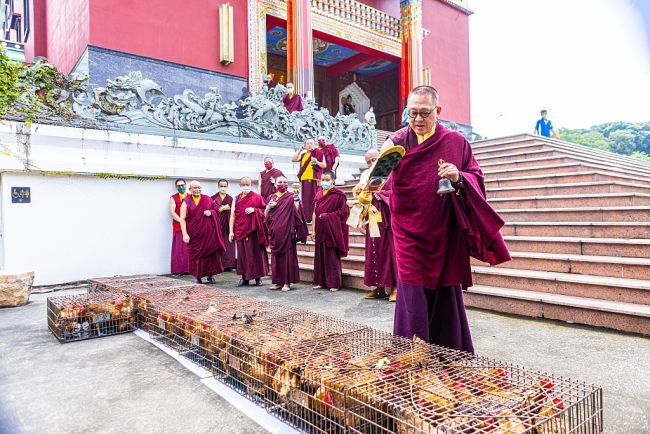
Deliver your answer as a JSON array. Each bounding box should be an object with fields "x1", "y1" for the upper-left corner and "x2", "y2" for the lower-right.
[
  {"x1": 325, "y1": 53, "x2": 377, "y2": 79},
  {"x1": 313, "y1": 29, "x2": 400, "y2": 63},
  {"x1": 371, "y1": 67, "x2": 398, "y2": 83}
]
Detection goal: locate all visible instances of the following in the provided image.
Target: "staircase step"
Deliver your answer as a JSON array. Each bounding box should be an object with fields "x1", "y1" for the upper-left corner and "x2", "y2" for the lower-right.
[
  {"x1": 298, "y1": 263, "x2": 371, "y2": 291},
  {"x1": 501, "y1": 222, "x2": 650, "y2": 239},
  {"x1": 472, "y1": 251, "x2": 650, "y2": 280},
  {"x1": 484, "y1": 171, "x2": 650, "y2": 188},
  {"x1": 297, "y1": 251, "x2": 366, "y2": 271},
  {"x1": 501, "y1": 235, "x2": 650, "y2": 257},
  {"x1": 476, "y1": 149, "x2": 560, "y2": 164},
  {"x1": 486, "y1": 182, "x2": 650, "y2": 199},
  {"x1": 297, "y1": 241, "x2": 366, "y2": 257},
  {"x1": 489, "y1": 193, "x2": 650, "y2": 209},
  {"x1": 471, "y1": 137, "x2": 541, "y2": 152},
  {"x1": 481, "y1": 156, "x2": 578, "y2": 172},
  {"x1": 474, "y1": 143, "x2": 552, "y2": 158},
  {"x1": 471, "y1": 265, "x2": 650, "y2": 305},
  {"x1": 464, "y1": 285, "x2": 650, "y2": 335},
  {"x1": 484, "y1": 162, "x2": 650, "y2": 182},
  {"x1": 497, "y1": 206, "x2": 650, "y2": 222}
]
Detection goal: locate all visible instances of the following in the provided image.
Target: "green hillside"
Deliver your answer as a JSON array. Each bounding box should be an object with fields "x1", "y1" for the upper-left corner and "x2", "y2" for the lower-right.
[{"x1": 559, "y1": 121, "x2": 650, "y2": 161}]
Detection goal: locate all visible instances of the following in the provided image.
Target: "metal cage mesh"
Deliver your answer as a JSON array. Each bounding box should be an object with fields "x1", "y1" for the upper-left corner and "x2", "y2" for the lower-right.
[{"x1": 77, "y1": 276, "x2": 603, "y2": 434}]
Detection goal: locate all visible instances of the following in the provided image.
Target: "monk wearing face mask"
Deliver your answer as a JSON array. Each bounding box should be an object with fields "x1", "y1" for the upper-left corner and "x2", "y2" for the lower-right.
[
  {"x1": 229, "y1": 176, "x2": 269, "y2": 287},
  {"x1": 282, "y1": 82, "x2": 303, "y2": 113},
  {"x1": 211, "y1": 179, "x2": 236, "y2": 270},
  {"x1": 264, "y1": 176, "x2": 309, "y2": 291},
  {"x1": 258, "y1": 157, "x2": 284, "y2": 199},
  {"x1": 169, "y1": 178, "x2": 189, "y2": 276}
]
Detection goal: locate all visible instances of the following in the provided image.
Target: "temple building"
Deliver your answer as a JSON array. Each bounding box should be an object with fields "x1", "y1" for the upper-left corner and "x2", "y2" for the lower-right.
[{"x1": 4, "y1": 0, "x2": 473, "y2": 133}]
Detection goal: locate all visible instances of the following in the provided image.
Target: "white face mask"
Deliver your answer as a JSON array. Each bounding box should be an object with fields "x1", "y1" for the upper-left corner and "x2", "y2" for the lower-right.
[
  {"x1": 219, "y1": 188, "x2": 227, "y2": 193},
  {"x1": 241, "y1": 187, "x2": 251, "y2": 194}
]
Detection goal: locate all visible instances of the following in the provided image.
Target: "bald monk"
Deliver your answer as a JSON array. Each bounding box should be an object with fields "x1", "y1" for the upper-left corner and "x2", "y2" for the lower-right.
[
  {"x1": 291, "y1": 138, "x2": 325, "y2": 223},
  {"x1": 282, "y1": 82, "x2": 303, "y2": 113},
  {"x1": 258, "y1": 157, "x2": 284, "y2": 199},
  {"x1": 317, "y1": 135, "x2": 340, "y2": 178},
  {"x1": 229, "y1": 176, "x2": 269, "y2": 287},
  {"x1": 311, "y1": 170, "x2": 350, "y2": 292},
  {"x1": 211, "y1": 179, "x2": 236, "y2": 270},
  {"x1": 355, "y1": 150, "x2": 398, "y2": 302},
  {"x1": 169, "y1": 178, "x2": 189, "y2": 276},
  {"x1": 382, "y1": 85, "x2": 511, "y2": 353},
  {"x1": 180, "y1": 181, "x2": 225, "y2": 284},
  {"x1": 265, "y1": 176, "x2": 309, "y2": 291}
]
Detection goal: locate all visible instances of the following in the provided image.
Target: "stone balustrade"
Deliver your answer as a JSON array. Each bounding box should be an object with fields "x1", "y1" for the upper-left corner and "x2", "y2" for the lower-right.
[{"x1": 310, "y1": 0, "x2": 401, "y2": 40}]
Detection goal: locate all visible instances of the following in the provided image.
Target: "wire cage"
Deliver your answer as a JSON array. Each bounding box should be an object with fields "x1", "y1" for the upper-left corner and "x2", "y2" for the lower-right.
[
  {"x1": 344, "y1": 355, "x2": 603, "y2": 434},
  {"x1": 47, "y1": 291, "x2": 136, "y2": 343},
  {"x1": 257, "y1": 328, "x2": 471, "y2": 434},
  {"x1": 209, "y1": 312, "x2": 369, "y2": 404},
  {"x1": 146, "y1": 296, "x2": 305, "y2": 370},
  {"x1": 88, "y1": 275, "x2": 160, "y2": 292}
]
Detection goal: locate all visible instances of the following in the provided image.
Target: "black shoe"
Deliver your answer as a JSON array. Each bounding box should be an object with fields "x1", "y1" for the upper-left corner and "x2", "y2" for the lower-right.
[
  {"x1": 255, "y1": 278, "x2": 263, "y2": 286},
  {"x1": 207, "y1": 276, "x2": 216, "y2": 284},
  {"x1": 194, "y1": 278, "x2": 203, "y2": 284},
  {"x1": 236, "y1": 279, "x2": 249, "y2": 287}
]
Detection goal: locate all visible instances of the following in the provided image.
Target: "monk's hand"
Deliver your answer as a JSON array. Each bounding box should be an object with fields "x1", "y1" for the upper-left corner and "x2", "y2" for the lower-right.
[
  {"x1": 268, "y1": 200, "x2": 277, "y2": 208},
  {"x1": 229, "y1": 232, "x2": 234, "y2": 242},
  {"x1": 203, "y1": 210, "x2": 212, "y2": 216},
  {"x1": 438, "y1": 163, "x2": 460, "y2": 183},
  {"x1": 270, "y1": 177, "x2": 275, "y2": 184},
  {"x1": 245, "y1": 207, "x2": 255, "y2": 214},
  {"x1": 358, "y1": 220, "x2": 366, "y2": 235},
  {"x1": 374, "y1": 193, "x2": 382, "y2": 202},
  {"x1": 183, "y1": 234, "x2": 190, "y2": 243}
]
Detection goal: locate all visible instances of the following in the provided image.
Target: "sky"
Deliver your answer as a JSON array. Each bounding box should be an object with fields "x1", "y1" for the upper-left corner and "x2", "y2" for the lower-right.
[{"x1": 469, "y1": 0, "x2": 650, "y2": 139}]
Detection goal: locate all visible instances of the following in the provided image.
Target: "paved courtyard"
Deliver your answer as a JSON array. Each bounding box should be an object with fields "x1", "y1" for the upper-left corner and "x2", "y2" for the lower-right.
[{"x1": 0, "y1": 272, "x2": 648, "y2": 433}]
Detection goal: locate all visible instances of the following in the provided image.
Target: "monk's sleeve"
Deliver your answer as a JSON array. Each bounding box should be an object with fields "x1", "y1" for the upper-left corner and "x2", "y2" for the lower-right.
[{"x1": 452, "y1": 143, "x2": 511, "y2": 266}]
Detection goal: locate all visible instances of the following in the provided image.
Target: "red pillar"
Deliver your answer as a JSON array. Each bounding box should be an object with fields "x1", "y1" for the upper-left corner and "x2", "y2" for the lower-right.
[
  {"x1": 287, "y1": 0, "x2": 314, "y2": 98},
  {"x1": 399, "y1": 0, "x2": 423, "y2": 104}
]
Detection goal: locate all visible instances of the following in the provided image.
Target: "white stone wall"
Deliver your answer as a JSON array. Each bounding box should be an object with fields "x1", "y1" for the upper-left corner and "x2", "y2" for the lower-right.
[{"x1": 0, "y1": 121, "x2": 365, "y2": 285}]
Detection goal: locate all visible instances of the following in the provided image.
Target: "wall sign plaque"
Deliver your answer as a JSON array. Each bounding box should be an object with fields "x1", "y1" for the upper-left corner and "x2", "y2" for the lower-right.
[{"x1": 11, "y1": 187, "x2": 31, "y2": 203}]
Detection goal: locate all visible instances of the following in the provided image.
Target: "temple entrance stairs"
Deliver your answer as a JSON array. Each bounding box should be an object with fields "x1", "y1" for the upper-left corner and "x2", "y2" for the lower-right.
[{"x1": 296, "y1": 133, "x2": 650, "y2": 335}]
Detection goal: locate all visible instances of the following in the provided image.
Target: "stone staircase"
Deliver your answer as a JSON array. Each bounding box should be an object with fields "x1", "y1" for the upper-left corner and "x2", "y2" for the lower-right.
[{"x1": 295, "y1": 133, "x2": 650, "y2": 335}]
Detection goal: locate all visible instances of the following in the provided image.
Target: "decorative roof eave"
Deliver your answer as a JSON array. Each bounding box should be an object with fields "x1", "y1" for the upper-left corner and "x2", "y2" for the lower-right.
[{"x1": 436, "y1": 0, "x2": 474, "y2": 15}]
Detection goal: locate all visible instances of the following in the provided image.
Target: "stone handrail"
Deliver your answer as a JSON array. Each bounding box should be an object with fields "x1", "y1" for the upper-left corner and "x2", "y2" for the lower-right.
[{"x1": 310, "y1": 0, "x2": 400, "y2": 39}]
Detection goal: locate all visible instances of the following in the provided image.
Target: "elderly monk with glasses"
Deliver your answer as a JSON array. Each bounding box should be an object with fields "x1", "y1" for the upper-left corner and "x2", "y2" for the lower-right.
[{"x1": 377, "y1": 85, "x2": 511, "y2": 353}]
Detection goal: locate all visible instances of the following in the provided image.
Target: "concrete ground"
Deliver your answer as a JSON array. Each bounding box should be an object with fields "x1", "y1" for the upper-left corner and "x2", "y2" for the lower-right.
[{"x1": 1, "y1": 272, "x2": 648, "y2": 434}]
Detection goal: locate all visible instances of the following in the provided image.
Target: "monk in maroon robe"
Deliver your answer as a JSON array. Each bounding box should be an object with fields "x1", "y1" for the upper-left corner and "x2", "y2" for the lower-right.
[
  {"x1": 265, "y1": 176, "x2": 309, "y2": 291},
  {"x1": 169, "y1": 178, "x2": 189, "y2": 275},
  {"x1": 311, "y1": 171, "x2": 350, "y2": 291},
  {"x1": 282, "y1": 82, "x2": 303, "y2": 113},
  {"x1": 384, "y1": 86, "x2": 511, "y2": 353},
  {"x1": 229, "y1": 176, "x2": 269, "y2": 286},
  {"x1": 211, "y1": 179, "x2": 236, "y2": 270},
  {"x1": 292, "y1": 138, "x2": 325, "y2": 223},
  {"x1": 180, "y1": 181, "x2": 226, "y2": 284},
  {"x1": 264, "y1": 74, "x2": 277, "y2": 89},
  {"x1": 317, "y1": 135, "x2": 340, "y2": 178},
  {"x1": 258, "y1": 157, "x2": 284, "y2": 199},
  {"x1": 355, "y1": 151, "x2": 398, "y2": 301}
]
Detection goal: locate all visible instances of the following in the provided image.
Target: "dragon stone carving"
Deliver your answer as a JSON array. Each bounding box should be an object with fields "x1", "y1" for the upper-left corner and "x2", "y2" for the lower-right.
[{"x1": 58, "y1": 71, "x2": 377, "y2": 150}]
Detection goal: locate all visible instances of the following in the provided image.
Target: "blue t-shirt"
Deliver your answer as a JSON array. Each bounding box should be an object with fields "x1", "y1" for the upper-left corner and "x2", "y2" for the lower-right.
[{"x1": 535, "y1": 118, "x2": 553, "y2": 137}]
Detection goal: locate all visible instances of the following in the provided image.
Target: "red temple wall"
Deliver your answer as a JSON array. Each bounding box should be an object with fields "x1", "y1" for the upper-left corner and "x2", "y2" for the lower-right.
[
  {"x1": 25, "y1": 0, "x2": 249, "y2": 77},
  {"x1": 421, "y1": 0, "x2": 471, "y2": 125}
]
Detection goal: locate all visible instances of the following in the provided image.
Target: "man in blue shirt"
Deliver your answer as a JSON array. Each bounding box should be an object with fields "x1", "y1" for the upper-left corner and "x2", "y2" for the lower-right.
[{"x1": 534, "y1": 110, "x2": 560, "y2": 139}]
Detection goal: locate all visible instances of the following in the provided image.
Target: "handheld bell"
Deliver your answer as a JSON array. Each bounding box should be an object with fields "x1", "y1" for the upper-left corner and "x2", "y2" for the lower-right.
[{"x1": 437, "y1": 159, "x2": 456, "y2": 194}]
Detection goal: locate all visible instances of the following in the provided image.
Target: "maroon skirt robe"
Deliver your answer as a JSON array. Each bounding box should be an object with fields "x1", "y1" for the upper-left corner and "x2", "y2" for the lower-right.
[
  {"x1": 234, "y1": 192, "x2": 269, "y2": 281},
  {"x1": 364, "y1": 190, "x2": 397, "y2": 288},
  {"x1": 170, "y1": 193, "x2": 189, "y2": 274},
  {"x1": 389, "y1": 124, "x2": 511, "y2": 353},
  {"x1": 320, "y1": 144, "x2": 339, "y2": 177},
  {"x1": 282, "y1": 94, "x2": 303, "y2": 113},
  {"x1": 266, "y1": 192, "x2": 309, "y2": 285},
  {"x1": 260, "y1": 168, "x2": 284, "y2": 199},
  {"x1": 313, "y1": 188, "x2": 350, "y2": 288},
  {"x1": 183, "y1": 195, "x2": 226, "y2": 279},
  {"x1": 211, "y1": 193, "x2": 236, "y2": 269},
  {"x1": 297, "y1": 148, "x2": 324, "y2": 221}
]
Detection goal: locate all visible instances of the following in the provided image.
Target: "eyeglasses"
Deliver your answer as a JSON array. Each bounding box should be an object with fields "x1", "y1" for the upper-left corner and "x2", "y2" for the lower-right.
[{"x1": 407, "y1": 107, "x2": 438, "y2": 119}]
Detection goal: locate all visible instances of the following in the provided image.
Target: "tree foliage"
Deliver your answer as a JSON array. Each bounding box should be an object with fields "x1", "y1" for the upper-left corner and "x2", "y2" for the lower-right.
[{"x1": 559, "y1": 121, "x2": 650, "y2": 161}]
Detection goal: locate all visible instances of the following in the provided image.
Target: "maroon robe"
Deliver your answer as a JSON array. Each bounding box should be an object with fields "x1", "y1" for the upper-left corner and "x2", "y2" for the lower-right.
[
  {"x1": 211, "y1": 193, "x2": 236, "y2": 269},
  {"x1": 283, "y1": 93, "x2": 303, "y2": 113},
  {"x1": 259, "y1": 167, "x2": 284, "y2": 199},
  {"x1": 297, "y1": 148, "x2": 324, "y2": 220},
  {"x1": 313, "y1": 188, "x2": 350, "y2": 288},
  {"x1": 171, "y1": 193, "x2": 189, "y2": 274},
  {"x1": 234, "y1": 191, "x2": 269, "y2": 280},
  {"x1": 320, "y1": 144, "x2": 340, "y2": 176},
  {"x1": 266, "y1": 192, "x2": 309, "y2": 285},
  {"x1": 264, "y1": 80, "x2": 277, "y2": 89},
  {"x1": 389, "y1": 124, "x2": 511, "y2": 353},
  {"x1": 183, "y1": 194, "x2": 225, "y2": 279},
  {"x1": 364, "y1": 188, "x2": 397, "y2": 288}
]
